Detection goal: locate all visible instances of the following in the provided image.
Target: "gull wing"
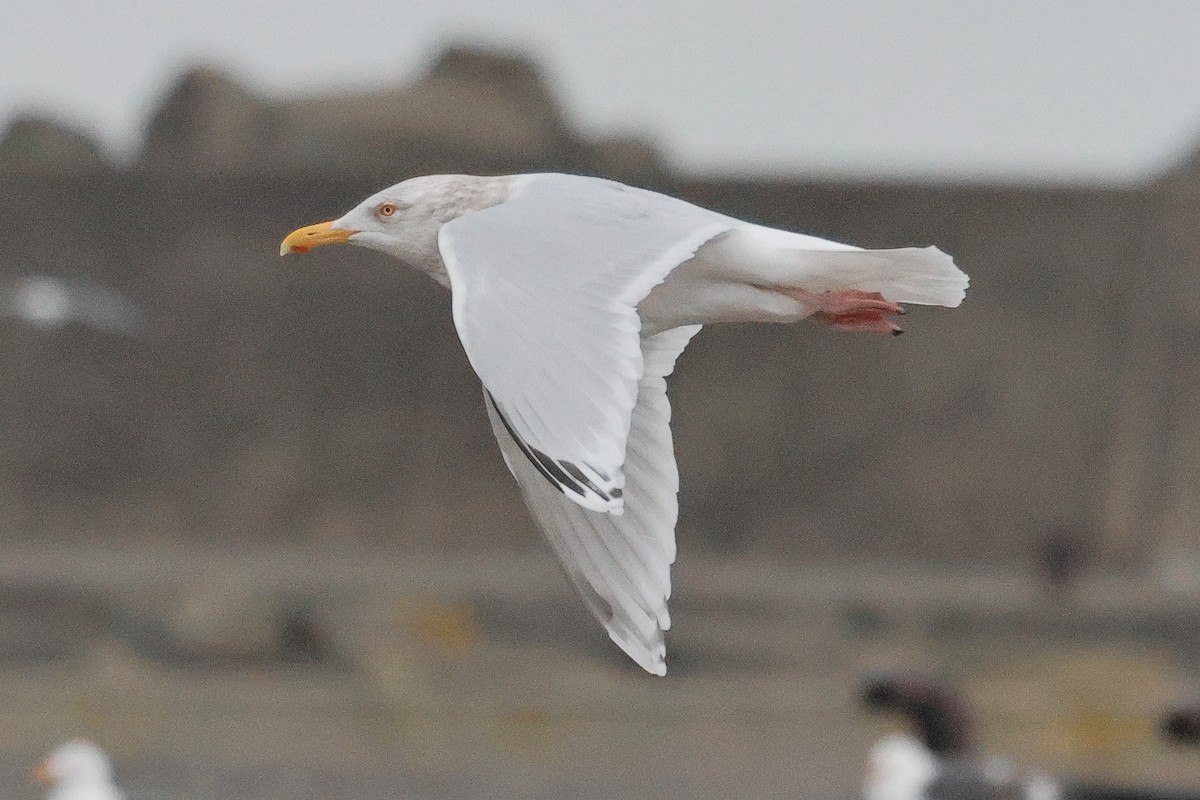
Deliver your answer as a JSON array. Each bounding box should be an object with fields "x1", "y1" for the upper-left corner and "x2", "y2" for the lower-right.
[
  {"x1": 439, "y1": 174, "x2": 729, "y2": 513},
  {"x1": 485, "y1": 324, "x2": 701, "y2": 675}
]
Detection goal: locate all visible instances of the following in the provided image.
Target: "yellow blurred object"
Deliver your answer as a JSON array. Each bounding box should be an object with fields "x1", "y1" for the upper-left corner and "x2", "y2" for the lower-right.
[
  {"x1": 975, "y1": 646, "x2": 1181, "y2": 781},
  {"x1": 403, "y1": 600, "x2": 484, "y2": 654},
  {"x1": 494, "y1": 706, "x2": 562, "y2": 756},
  {"x1": 1069, "y1": 710, "x2": 1146, "y2": 754},
  {"x1": 30, "y1": 760, "x2": 53, "y2": 785}
]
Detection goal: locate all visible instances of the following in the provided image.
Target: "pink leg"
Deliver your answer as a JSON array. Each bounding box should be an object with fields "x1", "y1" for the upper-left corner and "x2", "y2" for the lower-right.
[{"x1": 773, "y1": 287, "x2": 907, "y2": 336}]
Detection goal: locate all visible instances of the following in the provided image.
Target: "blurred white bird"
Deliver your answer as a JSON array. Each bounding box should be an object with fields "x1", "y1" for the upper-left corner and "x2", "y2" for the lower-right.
[
  {"x1": 1, "y1": 275, "x2": 147, "y2": 336},
  {"x1": 860, "y1": 673, "x2": 1059, "y2": 800},
  {"x1": 32, "y1": 740, "x2": 124, "y2": 800},
  {"x1": 865, "y1": 734, "x2": 940, "y2": 800},
  {"x1": 864, "y1": 734, "x2": 1060, "y2": 800},
  {"x1": 281, "y1": 173, "x2": 969, "y2": 674}
]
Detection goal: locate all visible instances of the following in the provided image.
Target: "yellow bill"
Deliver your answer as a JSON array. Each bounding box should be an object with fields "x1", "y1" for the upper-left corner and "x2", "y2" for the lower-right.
[{"x1": 279, "y1": 220, "x2": 355, "y2": 256}]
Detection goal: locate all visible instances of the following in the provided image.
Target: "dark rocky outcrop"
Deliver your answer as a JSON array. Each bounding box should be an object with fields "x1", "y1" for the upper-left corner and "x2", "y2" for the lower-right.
[{"x1": 0, "y1": 116, "x2": 107, "y2": 172}]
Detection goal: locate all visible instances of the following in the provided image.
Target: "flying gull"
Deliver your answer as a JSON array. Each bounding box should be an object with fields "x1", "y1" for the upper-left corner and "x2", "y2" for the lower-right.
[{"x1": 281, "y1": 173, "x2": 969, "y2": 674}]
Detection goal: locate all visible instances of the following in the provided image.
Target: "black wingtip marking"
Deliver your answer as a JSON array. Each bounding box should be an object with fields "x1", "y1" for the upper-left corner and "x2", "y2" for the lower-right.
[
  {"x1": 488, "y1": 392, "x2": 612, "y2": 504},
  {"x1": 531, "y1": 444, "x2": 587, "y2": 497},
  {"x1": 561, "y1": 460, "x2": 611, "y2": 500}
]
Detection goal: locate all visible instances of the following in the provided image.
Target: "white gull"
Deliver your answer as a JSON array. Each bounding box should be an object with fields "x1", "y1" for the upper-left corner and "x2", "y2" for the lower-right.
[{"x1": 281, "y1": 173, "x2": 969, "y2": 674}]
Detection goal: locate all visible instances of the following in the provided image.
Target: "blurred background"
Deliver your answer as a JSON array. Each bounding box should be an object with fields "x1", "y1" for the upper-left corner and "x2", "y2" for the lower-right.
[{"x1": 3, "y1": 1, "x2": 1200, "y2": 798}]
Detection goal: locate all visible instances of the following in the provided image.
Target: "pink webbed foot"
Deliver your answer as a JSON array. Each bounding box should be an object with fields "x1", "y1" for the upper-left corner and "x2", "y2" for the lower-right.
[{"x1": 774, "y1": 287, "x2": 907, "y2": 336}]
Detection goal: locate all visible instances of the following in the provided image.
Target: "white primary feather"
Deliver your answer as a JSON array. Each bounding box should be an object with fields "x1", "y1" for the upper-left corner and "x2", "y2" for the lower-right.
[
  {"x1": 439, "y1": 174, "x2": 731, "y2": 514},
  {"x1": 485, "y1": 324, "x2": 699, "y2": 674}
]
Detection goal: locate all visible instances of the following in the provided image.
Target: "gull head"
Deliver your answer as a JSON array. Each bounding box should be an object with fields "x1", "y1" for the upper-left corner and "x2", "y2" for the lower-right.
[
  {"x1": 280, "y1": 175, "x2": 500, "y2": 267},
  {"x1": 32, "y1": 739, "x2": 115, "y2": 791},
  {"x1": 279, "y1": 190, "x2": 405, "y2": 258}
]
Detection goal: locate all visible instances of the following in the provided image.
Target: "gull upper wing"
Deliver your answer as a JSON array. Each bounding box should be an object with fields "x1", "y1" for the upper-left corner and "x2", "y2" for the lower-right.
[
  {"x1": 438, "y1": 174, "x2": 729, "y2": 512},
  {"x1": 485, "y1": 324, "x2": 701, "y2": 674}
]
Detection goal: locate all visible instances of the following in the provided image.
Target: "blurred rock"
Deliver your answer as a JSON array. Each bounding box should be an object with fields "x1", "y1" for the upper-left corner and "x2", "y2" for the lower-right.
[
  {"x1": 138, "y1": 45, "x2": 657, "y2": 177},
  {"x1": 0, "y1": 116, "x2": 107, "y2": 173},
  {"x1": 591, "y1": 133, "x2": 669, "y2": 182},
  {"x1": 141, "y1": 67, "x2": 270, "y2": 171}
]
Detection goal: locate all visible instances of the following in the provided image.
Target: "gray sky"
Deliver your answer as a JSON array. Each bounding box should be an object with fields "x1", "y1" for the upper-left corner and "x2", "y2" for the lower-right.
[{"x1": 6, "y1": 0, "x2": 1200, "y2": 182}]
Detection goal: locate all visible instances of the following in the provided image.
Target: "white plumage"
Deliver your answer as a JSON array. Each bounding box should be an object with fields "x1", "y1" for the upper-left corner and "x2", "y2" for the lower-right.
[
  {"x1": 33, "y1": 740, "x2": 124, "y2": 800},
  {"x1": 864, "y1": 734, "x2": 940, "y2": 800},
  {"x1": 860, "y1": 674, "x2": 1060, "y2": 800},
  {"x1": 281, "y1": 173, "x2": 969, "y2": 674},
  {"x1": 2, "y1": 275, "x2": 147, "y2": 335}
]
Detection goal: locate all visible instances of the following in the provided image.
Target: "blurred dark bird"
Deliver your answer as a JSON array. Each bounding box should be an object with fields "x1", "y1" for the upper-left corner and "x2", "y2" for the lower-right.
[
  {"x1": 1034, "y1": 525, "x2": 1090, "y2": 597},
  {"x1": 276, "y1": 604, "x2": 341, "y2": 666},
  {"x1": 32, "y1": 739, "x2": 124, "y2": 800},
  {"x1": 0, "y1": 275, "x2": 147, "y2": 336},
  {"x1": 860, "y1": 672, "x2": 1060, "y2": 800},
  {"x1": 861, "y1": 671, "x2": 979, "y2": 757},
  {"x1": 280, "y1": 172, "x2": 969, "y2": 674},
  {"x1": 1161, "y1": 704, "x2": 1200, "y2": 745}
]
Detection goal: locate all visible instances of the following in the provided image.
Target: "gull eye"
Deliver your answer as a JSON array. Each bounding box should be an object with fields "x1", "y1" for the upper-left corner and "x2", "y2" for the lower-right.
[{"x1": 377, "y1": 203, "x2": 398, "y2": 219}]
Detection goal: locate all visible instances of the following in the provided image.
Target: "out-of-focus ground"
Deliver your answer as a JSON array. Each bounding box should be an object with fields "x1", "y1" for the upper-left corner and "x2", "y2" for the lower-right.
[
  {"x1": 0, "y1": 545, "x2": 1197, "y2": 800},
  {"x1": 2, "y1": 43, "x2": 1200, "y2": 798}
]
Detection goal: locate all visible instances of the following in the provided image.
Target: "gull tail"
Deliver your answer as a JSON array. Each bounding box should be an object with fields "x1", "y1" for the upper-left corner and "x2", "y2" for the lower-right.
[{"x1": 787, "y1": 246, "x2": 969, "y2": 308}]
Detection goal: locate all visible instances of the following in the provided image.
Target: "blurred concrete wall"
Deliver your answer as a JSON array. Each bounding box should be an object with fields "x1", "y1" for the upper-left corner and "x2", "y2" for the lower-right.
[{"x1": 0, "y1": 45, "x2": 1187, "y2": 567}]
